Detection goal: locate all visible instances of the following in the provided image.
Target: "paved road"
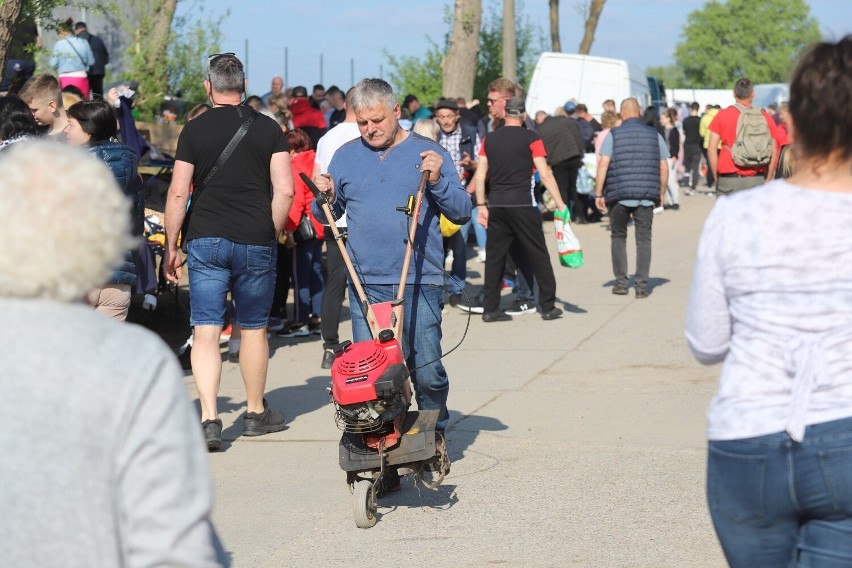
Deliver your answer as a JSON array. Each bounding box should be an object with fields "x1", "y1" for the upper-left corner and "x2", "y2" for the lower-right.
[{"x1": 187, "y1": 193, "x2": 727, "y2": 567}]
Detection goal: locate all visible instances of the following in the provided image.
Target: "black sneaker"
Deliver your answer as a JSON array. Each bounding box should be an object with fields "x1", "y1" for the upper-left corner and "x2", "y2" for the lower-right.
[
  {"x1": 612, "y1": 286, "x2": 629, "y2": 296},
  {"x1": 505, "y1": 299, "x2": 537, "y2": 316},
  {"x1": 277, "y1": 321, "x2": 309, "y2": 338},
  {"x1": 227, "y1": 350, "x2": 239, "y2": 363},
  {"x1": 202, "y1": 419, "x2": 222, "y2": 451},
  {"x1": 482, "y1": 310, "x2": 512, "y2": 322},
  {"x1": 458, "y1": 294, "x2": 484, "y2": 314},
  {"x1": 448, "y1": 293, "x2": 461, "y2": 307},
  {"x1": 243, "y1": 399, "x2": 287, "y2": 436},
  {"x1": 541, "y1": 307, "x2": 563, "y2": 321},
  {"x1": 321, "y1": 349, "x2": 335, "y2": 369}
]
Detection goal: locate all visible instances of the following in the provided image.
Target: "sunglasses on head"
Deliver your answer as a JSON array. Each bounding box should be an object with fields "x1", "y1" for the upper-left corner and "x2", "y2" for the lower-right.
[{"x1": 208, "y1": 52, "x2": 235, "y2": 63}]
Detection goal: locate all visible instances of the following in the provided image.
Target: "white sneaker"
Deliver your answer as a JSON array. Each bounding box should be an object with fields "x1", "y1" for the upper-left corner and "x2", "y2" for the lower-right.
[
  {"x1": 444, "y1": 251, "x2": 454, "y2": 270},
  {"x1": 476, "y1": 249, "x2": 486, "y2": 263}
]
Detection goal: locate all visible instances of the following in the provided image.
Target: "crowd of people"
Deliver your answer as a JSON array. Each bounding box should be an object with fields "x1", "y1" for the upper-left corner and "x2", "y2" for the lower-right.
[{"x1": 1, "y1": 18, "x2": 849, "y2": 564}]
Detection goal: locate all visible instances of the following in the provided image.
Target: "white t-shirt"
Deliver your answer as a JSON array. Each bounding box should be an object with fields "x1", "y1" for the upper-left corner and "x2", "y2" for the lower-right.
[
  {"x1": 316, "y1": 121, "x2": 361, "y2": 174},
  {"x1": 315, "y1": 122, "x2": 360, "y2": 228},
  {"x1": 686, "y1": 180, "x2": 852, "y2": 442}
]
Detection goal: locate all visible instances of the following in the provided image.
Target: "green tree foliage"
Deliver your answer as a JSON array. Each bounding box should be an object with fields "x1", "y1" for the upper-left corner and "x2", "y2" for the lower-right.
[
  {"x1": 473, "y1": 0, "x2": 544, "y2": 104},
  {"x1": 384, "y1": 39, "x2": 444, "y2": 109},
  {"x1": 166, "y1": 7, "x2": 226, "y2": 108},
  {"x1": 385, "y1": 0, "x2": 545, "y2": 110},
  {"x1": 675, "y1": 0, "x2": 820, "y2": 88},
  {"x1": 645, "y1": 64, "x2": 688, "y2": 88}
]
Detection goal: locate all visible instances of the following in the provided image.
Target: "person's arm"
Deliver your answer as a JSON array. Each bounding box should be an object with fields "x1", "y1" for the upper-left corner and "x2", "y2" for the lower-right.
[
  {"x1": 685, "y1": 202, "x2": 731, "y2": 365},
  {"x1": 659, "y1": 159, "x2": 668, "y2": 204},
  {"x1": 474, "y1": 155, "x2": 489, "y2": 228},
  {"x1": 707, "y1": 131, "x2": 721, "y2": 182},
  {"x1": 163, "y1": 160, "x2": 194, "y2": 284},
  {"x1": 420, "y1": 149, "x2": 471, "y2": 225},
  {"x1": 533, "y1": 155, "x2": 567, "y2": 211},
  {"x1": 594, "y1": 155, "x2": 610, "y2": 213},
  {"x1": 270, "y1": 151, "x2": 294, "y2": 236}
]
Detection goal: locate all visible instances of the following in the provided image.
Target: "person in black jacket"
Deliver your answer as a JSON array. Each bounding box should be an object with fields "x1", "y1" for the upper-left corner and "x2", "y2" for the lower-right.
[
  {"x1": 66, "y1": 99, "x2": 141, "y2": 321},
  {"x1": 74, "y1": 22, "x2": 109, "y2": 97}
]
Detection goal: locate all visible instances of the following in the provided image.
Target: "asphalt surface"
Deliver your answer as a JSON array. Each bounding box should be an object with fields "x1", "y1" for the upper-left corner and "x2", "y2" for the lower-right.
[{"x1": 181, "y1": 191, "x2": 727, "y2": 567}]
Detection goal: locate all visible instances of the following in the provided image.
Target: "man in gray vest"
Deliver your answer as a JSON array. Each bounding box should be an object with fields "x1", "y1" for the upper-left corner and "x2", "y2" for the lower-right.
[{"x1": 594, "y1": 98, "x2": 668, "y2": 299}]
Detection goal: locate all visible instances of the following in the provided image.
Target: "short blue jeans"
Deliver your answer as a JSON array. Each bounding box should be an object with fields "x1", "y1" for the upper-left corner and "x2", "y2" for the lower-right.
[
  {"x1": 187, "y1": 237, "x2": 277, "y2": 329},
  {"x1": 349, "y1": 283, "x2": 449, "y2": 433},
  {"x1": 707, "y1": 416, "x2": 852, "y2": 567}
]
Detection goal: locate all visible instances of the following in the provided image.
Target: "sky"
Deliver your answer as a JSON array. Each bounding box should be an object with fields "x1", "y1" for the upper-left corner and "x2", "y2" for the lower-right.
[{"x1": 184, "y1": 0, "x2": 852, "y2": 95}]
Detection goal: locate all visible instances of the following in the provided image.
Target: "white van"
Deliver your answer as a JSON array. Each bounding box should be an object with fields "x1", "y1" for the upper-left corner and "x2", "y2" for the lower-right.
[{"x1": 525, "y1": 53, "x2": 651, "y2": 120}]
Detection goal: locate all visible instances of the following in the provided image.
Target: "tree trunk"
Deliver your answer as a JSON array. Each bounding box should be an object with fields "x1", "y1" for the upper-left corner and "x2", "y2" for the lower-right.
[
  {"x1": 549, "y1": 0, "x2": 560, "y2": 52},
  {"x1": 147, "y1": 0, "x2": 177, "y2": 89},
  {"x1": 0, "y1": 0, "x2": 25, "y2": 78},
  {"x1": 502, "y1": 0, "x2": 516, "y2": 82},
  {"x1": 578, "y1": 0, "x2": 606, "y2": 55},
  {"x1": 442, "y1": 0, "x2": 482, "y2": 100}
]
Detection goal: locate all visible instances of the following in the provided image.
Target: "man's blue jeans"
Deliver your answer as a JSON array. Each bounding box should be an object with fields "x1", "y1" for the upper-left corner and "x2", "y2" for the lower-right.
[
  {"x1": 708, "y1": 416, "x2": 852, "y2": 567},
  {"x1": 349, "y1": 283, "x2": 449, "y2": 433}
]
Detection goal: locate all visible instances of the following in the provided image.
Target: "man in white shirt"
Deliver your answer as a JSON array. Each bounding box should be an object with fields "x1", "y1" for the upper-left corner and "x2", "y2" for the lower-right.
[{"x1": 313, "y1": 88, "x2": 360, "y2": 368}]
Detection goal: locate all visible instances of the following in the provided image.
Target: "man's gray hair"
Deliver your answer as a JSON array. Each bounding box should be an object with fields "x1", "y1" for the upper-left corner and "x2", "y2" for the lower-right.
[
  {"x1": 208, "y1": 54, "x2": 245, "y2": 95},
  {"x1": 0, "y1": 141, "x2": 133, "y2": 301},
  {"x1": 349, "y1": 78, "x2": 398, "y2": 112}
]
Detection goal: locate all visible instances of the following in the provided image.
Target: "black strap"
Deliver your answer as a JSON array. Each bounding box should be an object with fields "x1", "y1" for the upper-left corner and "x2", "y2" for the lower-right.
[
  {"x1": 63, "y1": 38, "x2": 88, "y2": 68},
  {"x1": 180, "y1": 107, "x2": 256, "y2": 248}
]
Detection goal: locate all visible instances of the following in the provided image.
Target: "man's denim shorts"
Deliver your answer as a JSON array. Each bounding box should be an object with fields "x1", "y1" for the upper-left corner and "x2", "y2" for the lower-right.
[{"x1": 187, "y1": 237, "x2": 277, "y2": 329}]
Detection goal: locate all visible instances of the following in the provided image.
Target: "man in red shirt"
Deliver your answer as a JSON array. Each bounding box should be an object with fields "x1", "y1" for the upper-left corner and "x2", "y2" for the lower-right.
[
  {"x1": 707, "y1": 78, "x2": 779, "y2": 194},
  {"x1": 472, "y1": 96, "x2": 567, "y2": 322}
]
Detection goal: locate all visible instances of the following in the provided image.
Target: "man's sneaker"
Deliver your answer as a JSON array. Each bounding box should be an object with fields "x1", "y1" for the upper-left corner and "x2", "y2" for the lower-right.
[
  {"x1": 308, "y1": 316, "x2": 322, "y2": 335},
  {"x1": 541, "y1": 307, "x2": 563, "y2": 321},
  {"x1": 458, "y1": 294, "x2": 484, "y2": 314},
  {"x1": 202, "y1": 419, "x2": 222, "y2": 451},
  {"x1": 267, "y1": 317, "x2": 286, "y2": 332},
  {"x1": 482, "y1": 310, "x2": 512, "y2": 322},
  {"x1": 635, "y1": 289, "x2": 650, "y2": 299},
  {"x1": 277, "y1": 321, "x2": 309, "y2": 338},
  {"x1": 227, "y1": 350, "x2": 239, "y2": 363},
  {"x1": 448, "y1": 293, "x2": 461, "y2": 307},
  {"x1": 321, "y1": 349, "x2": 336, "y2": 369},
  {"x1": 612, "y1": 286, "x2": 629, "y2": 296},
  {"x1": 475, "y1": 249, "x2": 486, "y2": 263},
  {"x1": 243, "y1": 399, "x2": 287, "y2": 436},
  {"x1": 505, "y1": 299, "x2": 537, "y2": 316}
]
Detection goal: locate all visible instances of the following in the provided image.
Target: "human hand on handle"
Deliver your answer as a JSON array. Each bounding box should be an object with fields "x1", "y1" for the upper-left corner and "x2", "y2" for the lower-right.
[
  {"x1": 419, "y1": 150, "x2": 443, "y2": 185},
  {"x1": 312, "y1": 173, "x2": 335, "y2": 203}
]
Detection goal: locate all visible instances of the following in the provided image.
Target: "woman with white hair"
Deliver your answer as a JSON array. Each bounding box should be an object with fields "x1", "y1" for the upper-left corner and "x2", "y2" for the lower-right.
[{"x1": 0, "y1": 141, "x2": 220, "y2": 567}]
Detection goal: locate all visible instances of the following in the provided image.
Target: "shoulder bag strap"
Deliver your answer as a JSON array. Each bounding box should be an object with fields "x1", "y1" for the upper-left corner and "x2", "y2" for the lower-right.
[
  {"x1": 64, "y1": 38, "x2": 87, "y2": 68},
  {"x1": 180, "y1": 107, "x2": 257, "y2": 246}
]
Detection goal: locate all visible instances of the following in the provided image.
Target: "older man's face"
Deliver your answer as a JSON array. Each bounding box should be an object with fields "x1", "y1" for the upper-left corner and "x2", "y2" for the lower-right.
[
  {"x1": 271, "y1": 77, "x2": 283, "y2": 93},
  {"x1": 355, "y1": 102, "x2": 400, "y2": 149},
  {"x1": 434, "y1": 108, "x2": 460, "y2": 134}
]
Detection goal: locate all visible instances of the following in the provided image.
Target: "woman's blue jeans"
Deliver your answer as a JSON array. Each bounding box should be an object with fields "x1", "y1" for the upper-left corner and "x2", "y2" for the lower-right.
[
  {"x1": 348, "y1": 283, "x2": 449, "y2": 433},
  {"x1": 708, "y1": 416, "x2": 852, "y2": 567}
]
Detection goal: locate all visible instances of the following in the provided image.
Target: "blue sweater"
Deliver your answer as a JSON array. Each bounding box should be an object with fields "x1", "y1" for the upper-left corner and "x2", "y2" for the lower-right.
[{"x1": 314, "y1": 132, "x2": 471, "y2": 286}]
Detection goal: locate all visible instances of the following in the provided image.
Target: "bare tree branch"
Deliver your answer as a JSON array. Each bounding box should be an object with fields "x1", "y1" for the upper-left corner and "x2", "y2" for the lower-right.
[{"x1": 578, "y1": 0, "x2": 605, "y2": 55}]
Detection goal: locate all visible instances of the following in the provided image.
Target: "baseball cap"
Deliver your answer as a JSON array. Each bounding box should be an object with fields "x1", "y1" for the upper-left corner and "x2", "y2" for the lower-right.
[
  {"x1": 435, "y1": 98, "x2": 458, "y2": 111},
  {"x1": 291, "y1": 86, "x2": 308, "y2": 98},
  {"x1": 563, "y1": 101, "x2": 577, "y2": 113},
  {"x1": 504, "y1": 96, "x2": 526, "y2": 116}
]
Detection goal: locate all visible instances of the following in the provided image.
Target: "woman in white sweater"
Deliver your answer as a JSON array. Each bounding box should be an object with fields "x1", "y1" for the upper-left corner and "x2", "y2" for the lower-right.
[{"x1": 686, "y1": 36, "x2": 852, "y2": 567}]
